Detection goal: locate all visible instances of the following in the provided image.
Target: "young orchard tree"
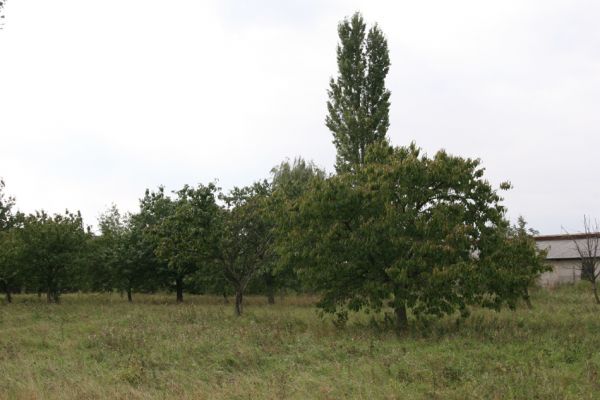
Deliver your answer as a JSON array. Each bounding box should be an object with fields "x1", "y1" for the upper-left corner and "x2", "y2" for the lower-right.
[
  {"x1": 286, "y1": 142, "x2": 512, "y2": 331},
  {"x1": 326, "y1": 12, "x2": 391, "y2": 173},
  {"x1": 0, "y1": 229, "x2": 21, "y2": 303},
  {"x1": 0, "y1": 178, "x2": 20, "y2": 303},
  {"x1": 565, "y1": 216, "x2": 600, "y2": 304},
  {"x1": 267, "y1": 158, "x2": 327, "y2": 302},
  {"x1": 215, "y1": 181, "x2": 274, "y2": 315},
  {"x1": 86, "y1": 205, "x2": 127, "y2": 294},
  {"x1": 95, "y1": 205, "x2": 159, "y2": 302},
  {"x1": 19, "y1": 210, "x2": 87, "y2": 303},
  {"x1": 477, "y1": 217, "x2": 550, "y2": 309},
  {"x1": 143, "y1": 184, "x2": 219, "y2": 303}
]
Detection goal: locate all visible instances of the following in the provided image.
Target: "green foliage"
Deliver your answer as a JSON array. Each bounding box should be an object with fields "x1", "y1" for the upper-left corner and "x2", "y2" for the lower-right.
[
  {"x1": 141, "y1": 184, "x2": 220, "y2": 302},
  {"x1": 271, "y1": 158, "x2": 326, "y2": 199},
  {"x1": 285, "y1": 142, "x2": 524, "y2": 329},
  {"x1": 326, "y1": 12, "x2": 391, "y2": 173},
  {"x1": 0, "y1": 178, "x2": 16, "y2": 232},
  {"x1": 477, "y1": 216, "x2": 552, "y2": 310},
  {"x1": 87, "y1": 205, "x2": 161, "y2": 300},
  {"x1": 0, "y1": 179, "x2": 19, "y2": 302},
  {"x1": 215, "y1": 181, "x2": 274, "y2": 315},
  {"x1": 0, "y1": 228, "x2": 21, "y2": 303},
  {"x1": 18, "y1": 210, "x2": 87, "y2": 303},
  {"x1": 261, "y1": 158, "x2": 327, "y2": 300}
]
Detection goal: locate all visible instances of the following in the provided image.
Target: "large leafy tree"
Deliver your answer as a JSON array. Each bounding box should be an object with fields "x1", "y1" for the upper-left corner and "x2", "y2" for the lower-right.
[
  {"x1": 19, "y1": 210, "x2": 87, "y2": 303},
  {"x1": 215, "y1": 181, "x2": 274, "y2": 315},
  {"x1": 326, "y1": 12, "x2": 391, "y2": 173},
  {"x1": 286, "y1": 142, "x2": 515, "y2": 330},
  {"x1": 142, "y1": 184, "x2": 220, "y2": 302}
]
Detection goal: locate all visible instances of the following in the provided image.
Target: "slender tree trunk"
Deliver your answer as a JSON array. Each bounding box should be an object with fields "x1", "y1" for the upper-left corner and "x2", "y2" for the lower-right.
[
  {"x1": 176, "y1": 277, "x2": 184, "y2": 303},
  {"x1": 395, "y1": 301, "x2": 408, "y2": 332},
  {"x1": 127, "y1": 286, "x2": 133, "y2": 302},
  {"x1": 582, "y1": 261, "x2": 595, "y2": 282},
  {"x1": 235, "y1": 289, "x2": 243, "y2": 316},
  {"x1": 53, "y1": 291, "x2": 60, "y2": 304},
  {"x1": 265, "y1": 274, "x2": 275, "y2": 304},
  {"x1": 524, "y1": 288, "x2": 533, "y2": 309},
  {"x1": 46, "y1": 273, "x2": 55, "y2": 303},
  {"x1": 1, "y1": 281, "x2": 12, "y2": 304}
]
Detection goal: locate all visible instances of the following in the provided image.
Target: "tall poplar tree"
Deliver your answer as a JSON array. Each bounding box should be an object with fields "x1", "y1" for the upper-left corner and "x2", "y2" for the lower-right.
[{"x1": 326, "y1": 12, "x2": 391, "y2": 173}]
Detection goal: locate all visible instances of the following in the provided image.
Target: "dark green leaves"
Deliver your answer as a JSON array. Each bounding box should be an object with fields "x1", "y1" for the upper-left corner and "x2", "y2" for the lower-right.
[{"x1": 326, "y1": 12, "x2": 391, "y2": 173}]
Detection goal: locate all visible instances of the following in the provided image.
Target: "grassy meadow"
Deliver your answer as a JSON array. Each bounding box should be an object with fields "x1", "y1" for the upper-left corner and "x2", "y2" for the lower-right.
[{"x1": 1, "y1": 285, "x2": 600, "y2": 399}]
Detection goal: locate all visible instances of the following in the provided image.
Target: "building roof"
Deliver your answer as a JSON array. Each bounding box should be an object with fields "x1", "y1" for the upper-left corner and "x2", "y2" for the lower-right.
[
  {"x1": 535, "y1": 233, "x2": 600, "y2": 260},
  {"x1": 535, "y1": 233, "x2": 600, "y2": 241}
]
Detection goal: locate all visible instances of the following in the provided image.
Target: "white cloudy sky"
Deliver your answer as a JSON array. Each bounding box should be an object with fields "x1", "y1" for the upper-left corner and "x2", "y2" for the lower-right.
[{"x1": 0, "y1": 0, "x2": 599, "y2": 234}]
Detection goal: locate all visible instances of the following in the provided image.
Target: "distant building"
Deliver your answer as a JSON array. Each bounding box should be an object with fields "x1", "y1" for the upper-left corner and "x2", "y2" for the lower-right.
[{"x1": 534, "y1": 234, "x2": 599, "y2": 286}]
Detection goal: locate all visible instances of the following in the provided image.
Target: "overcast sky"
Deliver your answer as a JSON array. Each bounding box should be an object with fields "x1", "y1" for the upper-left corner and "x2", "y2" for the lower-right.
[{"x1": 0, "y1": 0, "x2": 599, "y2": 234}]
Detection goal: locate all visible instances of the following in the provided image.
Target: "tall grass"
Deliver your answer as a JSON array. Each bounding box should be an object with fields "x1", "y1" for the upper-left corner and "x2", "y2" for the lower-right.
[{"x1": 1, "y1": 284, "x2": 599, "y2": 399}]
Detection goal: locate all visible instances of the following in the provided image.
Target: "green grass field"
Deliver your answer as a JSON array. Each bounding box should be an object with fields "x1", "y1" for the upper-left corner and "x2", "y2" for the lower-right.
[{"x1": 1, "y1": 285, "x2": 600, "y2": 399}]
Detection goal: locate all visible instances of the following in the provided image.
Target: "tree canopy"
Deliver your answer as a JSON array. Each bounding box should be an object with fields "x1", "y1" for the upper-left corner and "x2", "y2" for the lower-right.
[
  {"x1": 283, "y1": 142, "x2": 535, "y2": 330},
  {"x1": 326, "y1": 12, "x2": 391, "y2": 173},
  {"x1": 215, "y1": 181, "x2": 274, "y2": 315}
]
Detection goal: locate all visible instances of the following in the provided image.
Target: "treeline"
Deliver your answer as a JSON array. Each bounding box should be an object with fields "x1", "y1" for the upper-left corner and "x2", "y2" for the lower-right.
[
  {"x1": 0, "y1": 159, "x2": 321, "y2": 311},
  {"x1": 0, "y1": 12, "x2": 550, "y2": 330}
]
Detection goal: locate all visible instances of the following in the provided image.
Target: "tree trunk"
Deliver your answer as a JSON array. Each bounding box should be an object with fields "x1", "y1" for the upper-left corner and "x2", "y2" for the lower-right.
[
  {"x1": 6, "y1": 289, "x2": 12, "y2": 304},
  {"x1": 176, "y1": 277, "x2": 184, "y2": 303},
  {"x1": 127, "y1": 286, "x2": 133, "y2": 302},
  {"x1": 395, "y1": 302, "x2": 408, "y2": 332},
  {"x1": 582, "y1": 260, "x2": 595, "y2": 282},
  {"x1": 47, "y1": 288, "x2": 53, "y2": 303},
  {"x1": 265, "y1": 274, "x2": 275, "y2": 304},
  {"x1": 524, "y1": 288, "x2": 533, "y2": 309},
  {"x1": 593, "y1": 280, "x2": 600, "y2": 305},
  {"x1": 235, "y1": 290, "x2": 243, "y2": 316},
  {"x1": 223, "y1": 292, "x2": 229, "y2": 304},
  {"x1": 2, "y1": 281, "x2": 12, "y2": 304}
]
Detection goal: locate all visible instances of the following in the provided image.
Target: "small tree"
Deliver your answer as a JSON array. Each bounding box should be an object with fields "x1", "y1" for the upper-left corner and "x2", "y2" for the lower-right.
[
  {"x1": 477, "y1": 217, "x2": 551, "y2": 310},
  {"x1": 94, "y1": 205, "x2": 160, "y2": 302},
  {"x1": 565, "y1": 216, "x2": 600, "y2": 304},
  {"x1": 0, "y1": 228, "x2": 21, "y2": 303},
  {"x1": 326, "y1": 12, "x2": 391, "y2": 173},
  {"x1": 142, "y1": 184, "x2": 220, "y2": 302},
  {"x1": 19, "y1": 210, "x2": 87, "y2": 303},
  {"x1": 0, "y1": 178, "x2": 20, "y2": 303},
  {"x1": 266, "y1": 158, "x2": 326, "y2": 303},
  {"x1": 215, "y1": 181, "x2": 274, "y2": 315}
]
